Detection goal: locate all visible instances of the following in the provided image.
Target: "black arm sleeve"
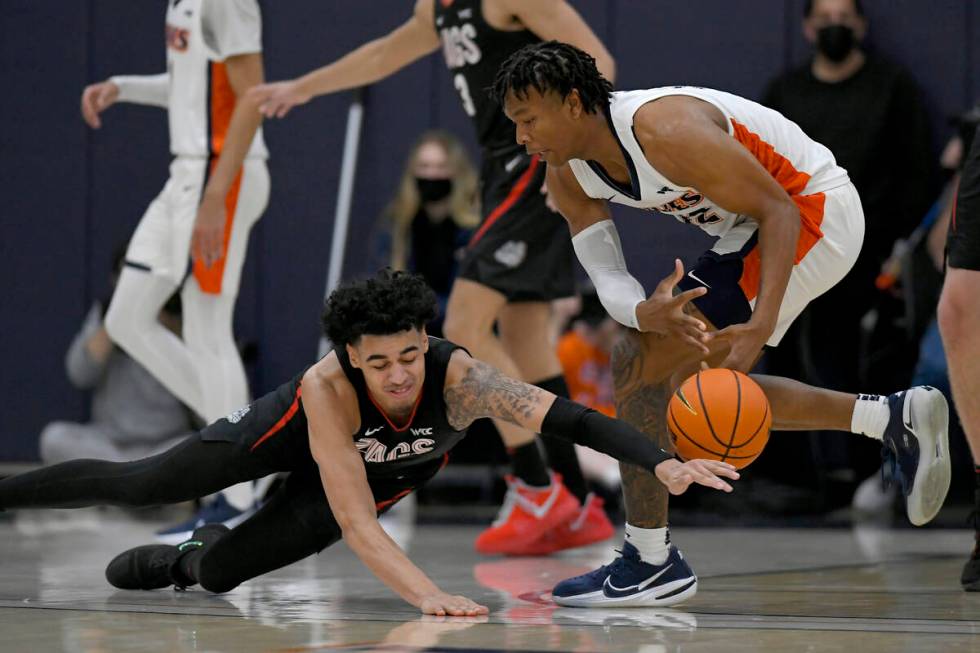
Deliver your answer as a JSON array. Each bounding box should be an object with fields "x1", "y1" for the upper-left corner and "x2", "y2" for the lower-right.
[{"x1": 541, "y1": 397, "x2": 674, "y2": 473}]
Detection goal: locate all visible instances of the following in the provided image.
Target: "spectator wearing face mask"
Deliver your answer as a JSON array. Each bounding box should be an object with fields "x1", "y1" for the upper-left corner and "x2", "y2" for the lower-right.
[
  {"x1": 376, "y1": 130, "x2": 480, "y2": 336},
  {"x1": 760, "y1": 0, "x2": 938, "y2": 500}
]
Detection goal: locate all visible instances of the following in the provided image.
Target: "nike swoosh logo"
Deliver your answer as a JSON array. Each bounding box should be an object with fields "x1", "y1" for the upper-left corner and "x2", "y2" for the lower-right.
[
  {"x1": 365, "y1": 426, "x2": 384, "y2": 436},
  {"x1": 687, "y1": 270, "x2": 711, "y2": 288},
  {"x1": 603, "y1": 563, "x2": 673, "y2": 596},
  {"x1": 504, "y1": 155, "x2": 523, "y2": 172},
  {"x1": 903, "y1": 392, "x2": 915, "y2": 433}
]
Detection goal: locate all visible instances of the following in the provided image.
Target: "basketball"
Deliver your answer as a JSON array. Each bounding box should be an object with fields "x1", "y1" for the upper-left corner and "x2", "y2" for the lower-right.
[{"x1": 667, "y1": 368, "x2": 771, "y2": 469}]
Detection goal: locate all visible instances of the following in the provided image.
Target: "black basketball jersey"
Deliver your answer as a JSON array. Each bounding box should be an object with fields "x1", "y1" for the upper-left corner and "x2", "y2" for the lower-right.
[
  {"x1": 334, "y1": 336, "x2": 468, "y2": 476},
  {"x1": 434, "y1": 0, "x2": 539, "y2": 154},
  {"x1": 215, "y1": 336, "x2": 469, "y2": 479}
]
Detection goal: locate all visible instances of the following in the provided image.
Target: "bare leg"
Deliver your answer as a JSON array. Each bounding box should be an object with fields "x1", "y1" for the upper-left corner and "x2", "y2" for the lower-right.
[
  {"x1": 938, "y1": 267, "x2": 980, "y2": 465},
  {"x1": 752, "y1": 375, "x2": 855, "y2": 432},
  {"x1": 443, "y1": 278, "x2": 537, "y2": 448},
  {"x1": 497, "y1": 301, "x2": 563, "y2": 382},
  {"x1": 613, "y1": 331, "x2": 674, "y2": 528}
]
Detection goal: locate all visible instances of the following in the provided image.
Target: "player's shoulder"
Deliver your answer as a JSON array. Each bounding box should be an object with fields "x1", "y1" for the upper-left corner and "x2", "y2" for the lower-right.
[
  {"x1": 303, "y1": 351, "x2": 356, "y2": 404},
  {"x1": 633, "y1": 94, "x2": 714, "y2": 147}
]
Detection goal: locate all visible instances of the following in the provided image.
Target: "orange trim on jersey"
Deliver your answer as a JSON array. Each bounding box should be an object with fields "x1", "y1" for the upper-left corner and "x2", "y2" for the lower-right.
[
  {"x1": 250, "y1": 387, "x2": 303, "y2": 451},
  {"x1": 208, "y1": 62, "x2": 236, "y2": 156},
  {"x1": 193, "y1": 62, "x2": 241, "y2": 295},
  {"x1": 366, "y1": 385, "x2": 424, "y2": 433},
  {"x1": 376, "y1": 488, "x2": 413, "y2": 512},
  {"x1": 729, "y1": 119, "x2": 828, "y2": 301},
  {"x1": 468, "y1": 154, "x2": 541, "y2": 247},
  {"x1": 374, "y1": 453, "x2": 449, "y2": 511}
]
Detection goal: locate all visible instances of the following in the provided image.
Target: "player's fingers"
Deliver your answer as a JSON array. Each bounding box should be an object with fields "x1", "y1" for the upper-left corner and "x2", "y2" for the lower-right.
[
  {"x1": 95, "y1": 86, "x2": 112, "y2": 110},
  {"x1": 672, "y1": 258, "x2": 685, "y2": 282},
  {"x1": 692, "y1": 469, "x2": 733, "y2": 492},
  {"x1": 81, "y1": 91, "x2": 100, "y2": 128},
  {"x1": 670, "y1": 286, "x2": 708, "y2": 310},
  {"x1": 681, "y1": 333, "x2": 710, "y2": 355},
  {"x1": 700, "y1": 460, "x2": 740, "y2": 479}
]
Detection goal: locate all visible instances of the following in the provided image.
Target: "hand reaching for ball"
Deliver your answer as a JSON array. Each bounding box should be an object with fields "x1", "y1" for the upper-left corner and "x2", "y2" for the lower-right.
[{"x1": 655, "y1": 458, "x2": 740, "y2": 495}]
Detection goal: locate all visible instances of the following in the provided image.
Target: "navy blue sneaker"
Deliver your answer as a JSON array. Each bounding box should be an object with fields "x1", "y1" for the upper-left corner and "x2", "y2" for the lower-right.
[
  {"x1": 881, "y1": 387, "x2": 950, "y2": 526},
  {"x1": 551, "y1": 541, "x2": 697, "y2": 607},
  {"x1": 155, "y1": 494, "x2": 253, "y2": 545}
]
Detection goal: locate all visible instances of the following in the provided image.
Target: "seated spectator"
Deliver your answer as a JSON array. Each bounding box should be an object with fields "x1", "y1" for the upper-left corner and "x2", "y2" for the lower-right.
[
  {"x1": 40, "y1": 251, "x2": 193, "y2": 464},
  {"x1": 374, "y1": 130, "x2": 479, "y2": 336}
]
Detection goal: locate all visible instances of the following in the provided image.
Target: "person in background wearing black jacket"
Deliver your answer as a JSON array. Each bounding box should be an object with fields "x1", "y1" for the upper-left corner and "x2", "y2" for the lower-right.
[{"x1": 762, "y1": 0, "x2": 937, "y2": 498}]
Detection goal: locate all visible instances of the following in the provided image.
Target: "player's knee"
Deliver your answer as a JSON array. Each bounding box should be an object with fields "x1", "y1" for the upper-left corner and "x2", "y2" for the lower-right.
[
  {"x1": 443, "y1": 310, "x2": 491, "y2": 345},
  {"x1": 39, "y1": 422, "x2": 72, "y2": 464},
  {"x1": 104, "y1": 300, "x2": 137, "y2": 347},
  {"x1": 938, "y1": 277, "x2": 977, "y2": 342}
]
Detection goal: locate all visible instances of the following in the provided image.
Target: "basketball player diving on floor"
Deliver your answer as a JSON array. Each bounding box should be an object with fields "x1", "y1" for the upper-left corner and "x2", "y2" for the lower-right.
[
  {"x1": 0, "y1": 271, "x2": 737, "y2": 617},
  {"x1": 492, "y1": 41, "x2": 952, "y2": 608}
]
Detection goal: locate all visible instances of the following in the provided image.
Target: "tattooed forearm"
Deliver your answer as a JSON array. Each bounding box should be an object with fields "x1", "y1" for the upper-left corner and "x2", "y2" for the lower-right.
[
  {"x1": 444, "y1": 360, "x2": 546, "y2": 431},
  {"x1": 613, "y1": 331, "x2": 672, "y2": 528}
]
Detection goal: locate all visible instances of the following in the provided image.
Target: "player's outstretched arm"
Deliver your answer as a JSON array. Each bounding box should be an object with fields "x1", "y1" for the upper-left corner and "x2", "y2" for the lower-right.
[
  {"x1": 443, "y1": 351, "x2": 738, "y2": 495},
  {"x1": 633, "y1": 97, "x2": 801, "y2": 371},
  {"x1": 504, "y1": 0, "x2": 616, "y2": 82},
  {"x1": 81, "y1": 73, "x2": 169, "y2": 129},
  {"x1": 547, "y1": 165, "x2": 707, "y2": 348},
  {"x1": 251, "y1": 0, "x2": 440, "y2": 119},
  {"x1": 303, "y1": 363, "x2": 488, "y2": 616}
]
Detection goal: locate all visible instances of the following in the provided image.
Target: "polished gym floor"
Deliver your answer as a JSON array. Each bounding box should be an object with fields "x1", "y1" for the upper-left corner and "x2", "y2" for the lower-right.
[{"x1": 0, "y1": 508, "x2": 977, "y2": 652}]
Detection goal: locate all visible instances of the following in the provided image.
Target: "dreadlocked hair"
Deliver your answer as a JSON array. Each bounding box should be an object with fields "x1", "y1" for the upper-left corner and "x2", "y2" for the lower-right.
[
  {"x1": 492, "y1": 41, "x2": 612, "y2": 114},
  {"x1": 321, "y1": 269, "x2": 438, "y2": 346}
]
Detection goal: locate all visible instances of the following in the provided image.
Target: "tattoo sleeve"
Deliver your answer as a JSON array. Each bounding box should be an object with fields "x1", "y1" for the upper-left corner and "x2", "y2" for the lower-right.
[
  {"x1": 444, "y1": 360, "x2": 546, "y2": 431},
  {"x1": 613, "y1": 332, "x2": 673, "y2": 528}
]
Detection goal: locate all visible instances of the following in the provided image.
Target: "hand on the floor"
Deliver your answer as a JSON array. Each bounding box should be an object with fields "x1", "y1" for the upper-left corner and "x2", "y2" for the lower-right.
[
  {"x1": 419, "y1": 592, "x2": 489, "y2": 617},
  {"x1": 655, "y1": 458, "x2": 739, "y2": 495}
]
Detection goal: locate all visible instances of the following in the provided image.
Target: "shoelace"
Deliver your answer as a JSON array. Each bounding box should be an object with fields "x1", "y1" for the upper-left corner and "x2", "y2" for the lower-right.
[{"x1": 578, "y1": 548, "x2": 640, "y2": 582}]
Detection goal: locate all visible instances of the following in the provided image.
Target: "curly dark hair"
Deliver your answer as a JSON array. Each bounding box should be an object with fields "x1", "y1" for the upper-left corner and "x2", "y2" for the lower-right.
[
  {"x1": 491, "y1": 41, "x2": 612, "y2": 114},
  {"x1": 321, "y1": 269, "x2": 437, "y2": 346}
]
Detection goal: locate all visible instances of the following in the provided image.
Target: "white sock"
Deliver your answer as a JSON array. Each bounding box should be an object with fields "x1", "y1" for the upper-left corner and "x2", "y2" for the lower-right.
[
  {"x1": 625, "y1": 523, "x2": 670, "y2": 565},
  {"x1": 851, "y1": 394, "x2": 889, "y2": 440}
]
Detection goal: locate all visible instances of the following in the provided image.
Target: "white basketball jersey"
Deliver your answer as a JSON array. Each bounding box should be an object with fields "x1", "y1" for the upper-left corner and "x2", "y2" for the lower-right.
[
  {"x1": 165, "y1": 0, "x2": 267, "y2": 159},
  {"x1": 567, "y1": 87, "x2": 849, "y2": 239}
]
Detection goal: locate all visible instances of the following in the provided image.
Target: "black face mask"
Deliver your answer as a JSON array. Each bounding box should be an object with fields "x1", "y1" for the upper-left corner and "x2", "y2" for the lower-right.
[
  {"x1": 415, "y1": 177, "x2": 453, "y2": 202},
  {"x1": 816, "y1": 24, "x2": 856, "y2": 63}
]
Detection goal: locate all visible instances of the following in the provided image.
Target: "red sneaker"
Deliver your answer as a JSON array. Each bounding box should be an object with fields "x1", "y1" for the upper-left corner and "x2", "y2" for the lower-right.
[
  {"x1": 521, "y1": 493, "x2": 616, "y2": 555},
  {"x1": 474, "y1": 473, "x2": 579, "y2": 556}
]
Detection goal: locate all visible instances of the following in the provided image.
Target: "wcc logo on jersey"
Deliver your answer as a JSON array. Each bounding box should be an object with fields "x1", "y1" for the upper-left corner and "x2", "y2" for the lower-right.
[{"x1": 356, "y1": 433, "x2": 435, "y2": 463}]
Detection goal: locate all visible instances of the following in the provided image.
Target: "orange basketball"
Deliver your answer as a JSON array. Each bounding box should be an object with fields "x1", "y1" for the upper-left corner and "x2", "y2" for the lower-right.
[{"x1": 667, "y1": 368, "x2": 771, "y2": 469}]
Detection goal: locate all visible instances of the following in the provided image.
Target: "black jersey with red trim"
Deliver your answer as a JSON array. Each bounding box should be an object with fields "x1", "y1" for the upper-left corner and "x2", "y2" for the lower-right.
[
  {"x1": 335, "y1": 336, "x2": 467, "y2": 477},
  {"x1": 434, "y1": 0, "x2": 539, "y2": 154},
  {"x1": 204, "y1": 337, "x2": 468, "y2": 478}
]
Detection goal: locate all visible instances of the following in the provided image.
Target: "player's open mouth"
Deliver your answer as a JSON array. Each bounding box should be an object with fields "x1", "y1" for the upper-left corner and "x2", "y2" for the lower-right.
[{"x1": 387, "y1": 385, "x2": 413, "y2": 398}]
